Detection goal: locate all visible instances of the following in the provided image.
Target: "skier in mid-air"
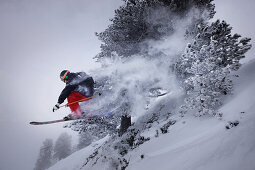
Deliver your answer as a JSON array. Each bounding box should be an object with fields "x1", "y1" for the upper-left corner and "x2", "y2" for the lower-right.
[{"x1": 52, "y1": 70, "x2": 94, "y2": 120}]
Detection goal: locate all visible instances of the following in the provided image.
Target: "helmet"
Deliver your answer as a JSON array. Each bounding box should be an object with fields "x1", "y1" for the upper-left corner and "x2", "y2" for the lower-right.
[{"x1": 60, "y1": 70, "x2": 70, "y2": 82}]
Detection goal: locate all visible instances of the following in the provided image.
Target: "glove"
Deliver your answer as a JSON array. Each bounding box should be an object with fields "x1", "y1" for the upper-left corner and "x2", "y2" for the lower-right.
[{"x1": 52, "y1": 103, "x2": 60, "y2": 112}]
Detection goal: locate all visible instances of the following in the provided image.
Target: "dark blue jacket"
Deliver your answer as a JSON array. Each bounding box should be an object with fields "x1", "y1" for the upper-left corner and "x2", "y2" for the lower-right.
[{"x1": 58, "y1": 72, "x2": 94, "y2": 104}]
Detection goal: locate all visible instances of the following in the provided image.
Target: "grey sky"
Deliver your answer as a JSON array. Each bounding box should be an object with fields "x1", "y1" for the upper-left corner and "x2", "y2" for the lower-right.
[{"x1": 0, "y1": 0, "x2": 254, "y2": 170}]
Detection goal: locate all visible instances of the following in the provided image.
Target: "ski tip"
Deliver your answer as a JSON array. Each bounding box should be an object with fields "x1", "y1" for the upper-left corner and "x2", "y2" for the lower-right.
[
  {"x1": 30, "y1": 121, "x2": 42, "y2": 125},
  {"x1": 30, "y1": 122, "x2": 37, "y2": 125}
]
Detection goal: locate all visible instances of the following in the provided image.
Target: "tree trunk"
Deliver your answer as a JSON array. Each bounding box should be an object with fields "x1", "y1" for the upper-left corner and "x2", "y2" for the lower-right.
[{"x1": 119, "y1": 115, "x2": 131, "y2": 136}]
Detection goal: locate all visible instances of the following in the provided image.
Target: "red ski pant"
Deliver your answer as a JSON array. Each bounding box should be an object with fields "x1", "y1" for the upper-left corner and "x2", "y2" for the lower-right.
[{"x1": 67, "y1": 92, "x2": 90, "y2": 117}]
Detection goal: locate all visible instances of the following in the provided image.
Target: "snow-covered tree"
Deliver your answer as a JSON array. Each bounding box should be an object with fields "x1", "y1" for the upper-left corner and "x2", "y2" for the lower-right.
[
  {"x1": 34, "y1": 138, "x2": 53, "y2": 170},
  {"x1": 95, "y1": 0, "x2": 215, "y2": 61},
  {"x1": 53, "y1": 133, "x2": 72, "y2": 160},
  {"x1": 185, "y1": 20, "x2": 252, "y2": 70},
  {"x1": 176, "y1": 20, "x2": 251, "y2": 116},
  {"x1": 178, "y1": 42, "x2": 232, "y2": 115},
  {"x1": 77, "y1": 131, "x2": 93, "y2": 150},
  {"x1": 67, "y1": 0, "x2": 218, "y2": 139}
]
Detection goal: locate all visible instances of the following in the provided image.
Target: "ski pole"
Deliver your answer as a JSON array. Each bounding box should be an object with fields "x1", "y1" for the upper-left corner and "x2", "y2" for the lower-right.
[{"x1": 59, "y1": 93, "x2": 101, "y2": 108}]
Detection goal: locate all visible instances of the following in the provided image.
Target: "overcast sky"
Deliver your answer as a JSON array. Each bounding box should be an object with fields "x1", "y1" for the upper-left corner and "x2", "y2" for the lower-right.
[{"x1": 0, "y1": 0, "x2": 254, "y2": 170}]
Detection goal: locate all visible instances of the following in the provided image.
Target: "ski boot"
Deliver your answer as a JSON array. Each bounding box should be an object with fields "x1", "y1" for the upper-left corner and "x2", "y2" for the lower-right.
[{"x1": 63, "y1": 114, "x2": 73, "y2": 121}]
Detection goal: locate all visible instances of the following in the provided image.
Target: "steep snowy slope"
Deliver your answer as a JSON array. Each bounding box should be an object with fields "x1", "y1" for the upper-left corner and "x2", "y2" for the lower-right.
[
  {"x1": 49, "y1": 60, "x2": 255, "y2": 170},
  {"x1": 127, "y1": 60, "x2": 255, "y2": 170}
]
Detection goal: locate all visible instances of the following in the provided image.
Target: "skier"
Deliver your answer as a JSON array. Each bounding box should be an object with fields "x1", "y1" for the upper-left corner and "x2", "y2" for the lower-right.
[{"x1": 52, "y1": 70, "x2": 94, "y2": 120}]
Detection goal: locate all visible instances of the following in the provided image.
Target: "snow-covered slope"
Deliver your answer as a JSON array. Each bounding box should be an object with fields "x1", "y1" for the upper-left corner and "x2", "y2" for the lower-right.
[
  {"x1": 48, "y1": 136, "x2": 110, "y2": 170},
  {"x1": 49, "y1": 60, "x2": 255, "y2": 170}
]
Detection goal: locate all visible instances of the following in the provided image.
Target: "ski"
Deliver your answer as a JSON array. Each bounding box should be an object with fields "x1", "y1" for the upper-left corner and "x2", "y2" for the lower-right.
[{"x1": 30, "y1": 112, "x2": 113, "y2": 125}]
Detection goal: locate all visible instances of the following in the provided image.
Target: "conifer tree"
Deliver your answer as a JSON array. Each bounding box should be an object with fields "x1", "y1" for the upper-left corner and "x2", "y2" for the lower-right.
[
  {"x1": 53, "y1": 133, "x2": 72, "y2": 160},
  {"x1": 176, "y1": 20, "x2": 251, "y2": 116},
  {"x1": 34, "y1": 139, "x2": 53, "y2": 170},
  {"x1": 87, "y1": 0, "x2": 217, "y2": 138},
  {"x1": 77, "y1": 131, "x2": 93, "y2": 150},
  {"x1": 95, "y1": 0, "x2": 215, "y2": 61}
]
